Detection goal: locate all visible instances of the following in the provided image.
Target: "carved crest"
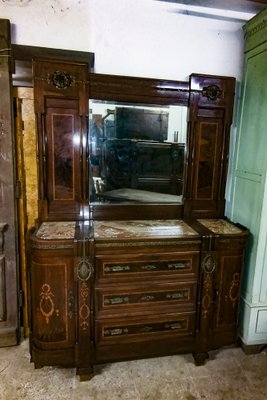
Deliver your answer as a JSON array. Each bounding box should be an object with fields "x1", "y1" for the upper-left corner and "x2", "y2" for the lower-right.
[
  {"x1": 47, "y1": 70, "x2": 74, "y2": 89},
  {"x1": 76, "y1": 258, "x2": 94, "y2": 281},
  {"x1": 202, "y1": 84, "x2": 223, "y2": 101},
  {"x1": 201, "y1": 252, "x2": 216, "y2": 274}
]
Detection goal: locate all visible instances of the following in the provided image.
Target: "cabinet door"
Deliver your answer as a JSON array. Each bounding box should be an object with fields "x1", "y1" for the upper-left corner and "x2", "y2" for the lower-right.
[
  {"x1": 211, "y1": 248, "x2": 245, "y2": 348},
  {"x1": 33, "y1": 59, "x2": 89, "y2": 220},
  {"x1": 185, "y1": 74, "x2": 235, "y2": 218},
  {"x1": 29, "y1": 252, "x2": 76, "y2": 366},
  {"x1": 45, "y1": 98, "x2": 82, "y2": 216}
]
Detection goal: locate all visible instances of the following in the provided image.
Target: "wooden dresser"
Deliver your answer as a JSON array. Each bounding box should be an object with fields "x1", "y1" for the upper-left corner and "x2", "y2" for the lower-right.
[
  {"x1": 27, "y1": 58, "x2": 248, "y2": 379},
  {"x1": 28, "y1": 218, "x2": 248, "y2": 378}
]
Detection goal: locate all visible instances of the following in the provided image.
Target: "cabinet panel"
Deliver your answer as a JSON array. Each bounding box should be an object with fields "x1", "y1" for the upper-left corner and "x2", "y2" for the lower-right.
[
  {"x1": 30, "y1": 256, "x2": 75, "y2": 350},
  {"x1": 213, "y1": 254, "x2": 244, "y2": 330},
  {"x1": 45, "y1": 98, "x2": 82, "y2": 215},
  {"x1": 193, "y1": 119, "x2": 222, "y2": 200}
]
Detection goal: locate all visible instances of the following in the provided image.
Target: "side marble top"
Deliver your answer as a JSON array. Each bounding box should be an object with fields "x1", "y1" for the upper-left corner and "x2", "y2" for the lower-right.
[
  {"x1": 36, "y1": 222, "x2": 76, "y2": 240},
  {"x1": 197, "y1": 219, "x2": 242, "y2": 235}
]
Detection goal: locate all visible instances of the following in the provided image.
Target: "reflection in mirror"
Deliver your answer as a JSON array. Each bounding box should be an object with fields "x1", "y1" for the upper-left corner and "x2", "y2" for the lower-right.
[{"x1": 89, "y1": 100, "x2": 188, "y2": 204}]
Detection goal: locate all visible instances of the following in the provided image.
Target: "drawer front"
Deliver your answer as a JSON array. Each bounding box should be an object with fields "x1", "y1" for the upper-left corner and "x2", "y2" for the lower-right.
[
  {"x1": 95, "y1": 282, "x2": 197, "y2": 317},
  {"x1": 95, "y1": 312, "x2": 195, "y2": 345},
  {"x1": 96, "y1": 252, "x2": 199, "y2": 282}
]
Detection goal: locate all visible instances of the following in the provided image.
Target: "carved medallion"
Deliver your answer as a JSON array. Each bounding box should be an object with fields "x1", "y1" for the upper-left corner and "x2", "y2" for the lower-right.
[
  {"x1": 202, "y1": 85, "x2": 223, "y2": 101},
  {"x1": 76, "y1": 258, "x2": 94, "y2": 281},
  {"x1": 47, "y1": 71, "x2": 74, "y2": 89},
  {"x1": 201, "y1": 252, "x2": 216, "y2": 274}
]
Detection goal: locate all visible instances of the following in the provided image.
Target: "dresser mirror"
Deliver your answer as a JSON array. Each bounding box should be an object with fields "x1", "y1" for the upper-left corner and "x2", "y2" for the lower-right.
[{"x1": 89, "y1": 99, "x2": 188, "y2": 205}]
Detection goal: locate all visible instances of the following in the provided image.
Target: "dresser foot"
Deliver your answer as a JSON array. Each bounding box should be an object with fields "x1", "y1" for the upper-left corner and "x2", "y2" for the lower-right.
[
  {"x1": 193, "y1": 352, "x2": 209, "y2": 366},
  {"x1": 77, "y1": 366, "x2": 94, "y2": 381}
]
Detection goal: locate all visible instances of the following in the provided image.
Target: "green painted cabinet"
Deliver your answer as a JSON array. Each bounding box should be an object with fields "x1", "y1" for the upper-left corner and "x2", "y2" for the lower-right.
[{"x1": 228, "y1": 9, "x2": 267, "y2": 349}]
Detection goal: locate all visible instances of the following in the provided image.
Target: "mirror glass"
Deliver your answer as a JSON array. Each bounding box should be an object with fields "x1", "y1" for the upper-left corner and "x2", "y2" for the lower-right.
[{"x1": 89, "y1": 100, "x2": 188, "y2": 204}]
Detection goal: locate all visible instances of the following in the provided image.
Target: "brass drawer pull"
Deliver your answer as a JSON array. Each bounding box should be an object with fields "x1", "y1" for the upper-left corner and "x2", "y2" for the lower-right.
[
  {"x1": 104, "y1": 265, "x2": 131, "y2": 273},
  {"x1": 168, "y1": 262, "x2": 190, "y2": 269},
  {"x1": 103, "y1": 319, "x2": 187, "y2": 337}
]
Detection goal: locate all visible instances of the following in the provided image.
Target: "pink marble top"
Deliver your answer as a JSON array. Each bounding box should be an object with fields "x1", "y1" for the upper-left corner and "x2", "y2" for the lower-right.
[
  {"x1": 93, "y1": 219, "x2": 198, "y2": 240},
  {"x1": 197, "y1": 219, "x2": 242, "y2": 235},
  {"x1": 36, "y1": 222, "x2": 76, "y2": 240}
]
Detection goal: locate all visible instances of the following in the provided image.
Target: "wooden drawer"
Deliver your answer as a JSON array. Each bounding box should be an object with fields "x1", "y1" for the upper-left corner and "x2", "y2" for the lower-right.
[
  {"x1": 95, "y1": 312, "x2": 195, "y2": 345},
  {"x1": 95, "y1": 281, "x2": 197, "y2": 317},
  {"x1": 95, "y1": 251, "x2": 199, "y2": 282}
]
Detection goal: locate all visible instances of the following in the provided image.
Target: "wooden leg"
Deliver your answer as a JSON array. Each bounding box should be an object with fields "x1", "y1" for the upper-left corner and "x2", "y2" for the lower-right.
[
  {"x1": 193, "y1": 352, "x2": 209, "y2": 366},
  {"x1": 77, "y1": 366, "x2": 94, "y2": 381}
]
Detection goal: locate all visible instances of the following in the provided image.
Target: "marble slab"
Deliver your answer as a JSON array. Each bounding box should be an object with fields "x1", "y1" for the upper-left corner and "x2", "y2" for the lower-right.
[
  {"x1": 197, "y1": 219, "x2": 242, "y2": 235},
  {"x1": 36, "y1": 222, "x2": 76, "y2": 240},
  {"x1": 94, "y1": 219, "x2": 198, "y2": 240}
]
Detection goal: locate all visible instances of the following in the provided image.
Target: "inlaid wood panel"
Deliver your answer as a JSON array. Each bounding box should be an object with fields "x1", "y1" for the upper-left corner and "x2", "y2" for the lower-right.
[{"x1": 30, "y1": 258, "x2": 75, "y2": 348}]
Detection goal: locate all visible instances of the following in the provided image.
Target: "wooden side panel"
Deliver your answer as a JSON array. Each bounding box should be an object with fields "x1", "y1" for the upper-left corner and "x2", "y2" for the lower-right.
[
  {"x1": 184, "y1": 74, "x2": 236, "y2": 218},
  {"x1": 0, "y1": 19, "x2": 20, "y2": 346},
  {"x1": 30, "y1": 257, "x2": 75, "y2": 348},
  {"x1": 33, "y1": 59, "x2": 89, "y2": 220}
]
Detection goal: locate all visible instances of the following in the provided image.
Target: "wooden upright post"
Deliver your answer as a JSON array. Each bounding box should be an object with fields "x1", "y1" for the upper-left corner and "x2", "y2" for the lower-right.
[{"x1": 0, "y1": 19, "x2": 20, "y2": 346}]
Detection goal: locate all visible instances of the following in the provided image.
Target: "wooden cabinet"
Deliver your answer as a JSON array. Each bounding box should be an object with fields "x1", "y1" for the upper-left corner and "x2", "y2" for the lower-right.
[
  {"x1": 28, "y1": 224, "x2": 77, "y2": 368},
  {"x1": 28, "y1": 218, "x2": 248, "y2": 378},
  {"x1": 28, "y1": 60, "x2": 248, "y2": 379},
  {"x1": 228, "y1": 8, "x2": 267, "y2": 351},
  {"x1": 28, "y1": 221, "x2": 95, "y2": 377},
  {"x1": 190, "y1": 219, "x2": 249, "y2": 363}
]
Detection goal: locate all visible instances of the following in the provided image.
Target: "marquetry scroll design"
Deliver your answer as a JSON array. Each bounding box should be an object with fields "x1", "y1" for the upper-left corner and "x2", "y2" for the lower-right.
[
  {"x1": 79, "y1": 282, "x2": 90, "y2": 330},
  {"x1": 68, "y1": 290, "x2": 75, "y2": 320},
  {"x1": 202, "y1": 85, "x2": 223, "y2": 101},
  {"x1": 201, "y1": 251, "x2": 217, "y2": 318},
  {"x1": 103, "y1": 319, "x2": 187, "y2": 337},
  {"x1": 47, "y1": 71, "x2": 75, "y2": 89},
  {"x1": 103, "y1": 260, "x2": 192, "y2": 275},
  {"x1": 227, "y1": 272, "x2": 240, "y2": 308},
  {"x1": 201, "y1": 274, "x2": 212, "y2": 319},
  {"x1": 103, "y1": 289, "x2": 190, "y2": 307},
  {"x1": 38, "y1": 283, "x2": 59, "y2": 324}
]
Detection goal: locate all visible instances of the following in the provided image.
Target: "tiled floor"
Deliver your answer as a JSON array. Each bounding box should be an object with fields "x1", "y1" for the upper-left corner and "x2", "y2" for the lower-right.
[{"x1": 0, "y1": 339, "x2": 266, "y2": 400}]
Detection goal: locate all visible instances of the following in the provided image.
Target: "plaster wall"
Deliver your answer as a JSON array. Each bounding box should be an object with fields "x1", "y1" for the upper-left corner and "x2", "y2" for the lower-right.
[{"x1": 0, "y1": 0, "x2": 254, "y2": 81}]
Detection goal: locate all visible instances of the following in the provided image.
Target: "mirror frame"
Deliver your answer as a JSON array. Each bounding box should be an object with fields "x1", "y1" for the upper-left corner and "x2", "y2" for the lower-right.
[{"x1": 89, "y1": 73, "x2": 190, "y2": 221}]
